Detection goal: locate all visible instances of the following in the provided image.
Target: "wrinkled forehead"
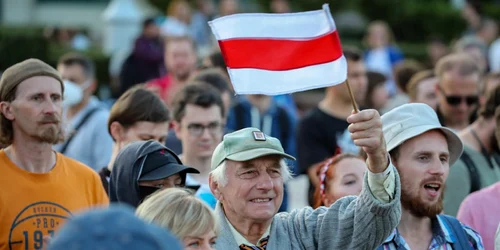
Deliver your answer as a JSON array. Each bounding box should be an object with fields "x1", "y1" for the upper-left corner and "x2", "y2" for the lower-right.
[
  {"x1": 440, "y1": 73, "x2": 479, "y2": 94},
  {"x1": 15, "y1": 76, "x2": 63, "y2": 97},
  {"x1": 228, "y1": 155, "x2": 282, "y2": 170}
]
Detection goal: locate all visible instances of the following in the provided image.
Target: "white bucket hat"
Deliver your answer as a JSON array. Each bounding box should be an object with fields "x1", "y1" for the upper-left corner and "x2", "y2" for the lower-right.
[{"x1": 381, "y1": 103, "x2": 463, "y2": 165}]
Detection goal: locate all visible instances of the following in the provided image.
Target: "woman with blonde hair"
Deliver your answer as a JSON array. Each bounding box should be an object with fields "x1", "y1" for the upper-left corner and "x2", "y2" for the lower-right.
[
  {"x1": 136, "y1": 188, "x2": 218, "y2": 250},
  {"x1": 312, "y1": 153, "x2": 367, "y2": 209}
]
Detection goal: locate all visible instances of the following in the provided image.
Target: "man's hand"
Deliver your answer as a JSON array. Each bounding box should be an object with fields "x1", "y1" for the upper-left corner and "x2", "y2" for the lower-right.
[{"x1": 347, "y1": 109, "x2": 388, "y2": 173}]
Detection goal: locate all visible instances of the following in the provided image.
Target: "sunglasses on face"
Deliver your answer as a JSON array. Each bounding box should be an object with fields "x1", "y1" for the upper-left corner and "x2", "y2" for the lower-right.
[
  {"x1": 438, "y1": 87, "x2": 478, "y2": 106},
  {"x1": 444, "y1": 95, "x2": 479, "y2": 106}
]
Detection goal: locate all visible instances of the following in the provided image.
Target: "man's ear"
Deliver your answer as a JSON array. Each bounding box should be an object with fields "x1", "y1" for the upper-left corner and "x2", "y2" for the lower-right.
[
  {"x1": 109, "y1": 121, "x2": 125, "y2": 142},
  {"x1": 0, "y1": 102, "x2": 14, "y2": 121},
  {"x1": 173, "y1": 121, "x2": 182, "y2": 140},
  {"x1": 434, "y1": 83, "x2": 441, "y2": 96},
  {"x1": 89, "y1": 80, "x2": 98, "y2": 94},
  {"x1": 209, "y1": 174, "x2": 222, "y2": 202}
]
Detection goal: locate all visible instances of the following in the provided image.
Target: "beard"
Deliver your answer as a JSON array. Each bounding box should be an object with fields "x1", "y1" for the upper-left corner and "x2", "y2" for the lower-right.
[
  {"x1": 175, "y1": 70, "x2": 191, "y2": 82},
  {"x1": 34, "y1": 115, "x2": 65, "y2": 144},
  {"x1": 400, "y1": 174, "x2": 444, "y2": 218},
  {"x1": 36, "y1": 125, "x2": 65, "y2": 144}
]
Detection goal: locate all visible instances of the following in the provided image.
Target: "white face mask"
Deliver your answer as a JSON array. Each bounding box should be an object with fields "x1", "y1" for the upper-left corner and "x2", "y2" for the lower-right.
[{"x1": 63, "y1": 80, "x2": 91, "y2": 107}]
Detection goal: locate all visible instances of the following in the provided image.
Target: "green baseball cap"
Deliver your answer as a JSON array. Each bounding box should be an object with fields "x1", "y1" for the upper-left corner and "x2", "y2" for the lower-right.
[{"x1": 211, "y1": 127, "x2": 296, "y2": 170}]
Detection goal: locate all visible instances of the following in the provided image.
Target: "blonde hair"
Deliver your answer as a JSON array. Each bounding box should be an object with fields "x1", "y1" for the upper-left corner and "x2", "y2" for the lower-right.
[
  {"x1": 136, "y1": 188, "x2": 218, "y2": 239},
  {"x1": 434, "y1": 53, "x2": 480, "y2": 80},
  {"x1": 407, "y1": 70, "x2": 435, "y2": 100}
]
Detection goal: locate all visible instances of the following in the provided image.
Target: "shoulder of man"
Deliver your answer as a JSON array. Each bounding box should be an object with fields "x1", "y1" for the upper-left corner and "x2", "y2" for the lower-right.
[
  {"x1": 444, "y1": 159, "x2": 472, "y2": 216},
  {"x1": 57, "y1": 153, "x2": 101, "y2": 176},
  {"x1": 297, "y1": 108, "x2": 327, "y2": 135},
  {"x1": 462, "y1": 223, "x2": 485, "y2": 249},
  {"x1": 447, "y1": 158, "x2": 472, "y2": 184},
  {"x1": 439, "y1": 214, "x2": 484, "y2": 250},
  {"x1": 58, "y1": 154, "x2": 109, "y2": 203}
]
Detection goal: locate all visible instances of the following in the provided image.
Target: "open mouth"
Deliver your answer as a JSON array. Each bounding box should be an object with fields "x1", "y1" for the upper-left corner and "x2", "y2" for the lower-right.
[
  {"x1": 424, "y1": 183, "x2": 441, "y2": 192},
  {"x1": 250, "y1": 198, "x2": 272, "y2": 203}
]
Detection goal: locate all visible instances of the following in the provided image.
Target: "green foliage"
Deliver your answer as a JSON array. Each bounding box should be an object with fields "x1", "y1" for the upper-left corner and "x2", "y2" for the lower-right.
[
  {"x1": 0, "y1": 27, "x2": 49, "y2": 71},
  {"x1": 0, "y1": 26, "x2": 110, "y2": 86},
  {"x1": 482, "y1": 3, "x2": 500, "y2": 19},
  {"x1": 47, "y1": 44, "x2": 110, "y2": 86},
  {"x1": 256, "y1": 0, "x2": 466, "y2": 44},
  {"x1": 148, "y1": 0, "x2": 172, "y2": 14}
]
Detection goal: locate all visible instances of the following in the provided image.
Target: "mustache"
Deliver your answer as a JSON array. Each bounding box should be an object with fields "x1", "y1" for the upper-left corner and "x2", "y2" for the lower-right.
[
  {"x1": 420, "y1": 176, "x2": 444, "y2": 185},
  {"x1": 40, "y1": 115, "x2": 61, "y2": 123}
]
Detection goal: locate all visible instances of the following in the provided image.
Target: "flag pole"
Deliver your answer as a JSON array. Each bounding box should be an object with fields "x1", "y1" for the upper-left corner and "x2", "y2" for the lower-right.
[{"x1": 345, "y1": 79, "x2": 359, "y2": 113}]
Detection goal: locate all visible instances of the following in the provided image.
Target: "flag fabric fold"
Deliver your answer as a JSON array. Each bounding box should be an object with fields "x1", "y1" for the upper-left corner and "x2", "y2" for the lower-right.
[{"x1": 208, "y1": 4, "x2": 347, "y2": 95}]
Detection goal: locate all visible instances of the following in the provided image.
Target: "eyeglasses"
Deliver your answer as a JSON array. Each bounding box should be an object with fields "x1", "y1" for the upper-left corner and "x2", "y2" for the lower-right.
[
  {"x1": 438, "y1": 87, "x2": 478, "y2": 106},
  {"x1": 186, "y1": 122, "x2": 223, "y2": 137}
]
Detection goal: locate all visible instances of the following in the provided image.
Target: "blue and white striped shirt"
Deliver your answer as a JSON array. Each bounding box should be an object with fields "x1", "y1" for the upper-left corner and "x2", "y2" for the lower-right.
[{"x1": 377, "y1": 215, "x2": 484, "y2": 250}]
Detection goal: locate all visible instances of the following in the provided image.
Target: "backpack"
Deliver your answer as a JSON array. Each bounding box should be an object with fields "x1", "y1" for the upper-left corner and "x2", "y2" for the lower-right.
[
  {"x1": 440, "y1": 215, "x2": 478, "y2": 250},
  {"x1": 459, "y1": 150, "x2": 481, "y2": 193},
  {"x1": 375, "y1": 215, "x2": 476, "y2": 250},
  {"x1": 60, "y1": 107, "x2": 101, "y2": 154}
]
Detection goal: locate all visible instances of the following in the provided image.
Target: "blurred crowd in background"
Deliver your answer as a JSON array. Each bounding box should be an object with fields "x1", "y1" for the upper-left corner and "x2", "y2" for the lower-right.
[{"x1": 4, "y1": 0, "x2": 500, "y2": 249}]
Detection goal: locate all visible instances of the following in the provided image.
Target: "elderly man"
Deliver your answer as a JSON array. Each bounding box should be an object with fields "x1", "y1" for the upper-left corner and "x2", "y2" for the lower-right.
[{"x1": 209, "y1": 109, "x2": 401, "y2": 249}]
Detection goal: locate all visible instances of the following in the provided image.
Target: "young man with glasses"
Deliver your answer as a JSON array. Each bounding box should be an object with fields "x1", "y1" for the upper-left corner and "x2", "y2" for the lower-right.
[
  {"x1": 443, "y1": 85, "x2": 500, "y2": 216},
  {"x1": 172, "y1": 83, "x2": 226, "y2": 208},
  {"x1": 435, "y1": 53, "x2": 481, "y2": 131}
]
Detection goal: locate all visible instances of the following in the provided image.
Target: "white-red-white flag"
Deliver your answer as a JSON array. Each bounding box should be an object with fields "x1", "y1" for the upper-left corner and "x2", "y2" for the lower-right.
[{"x1": 208, "y1": 4, "x2": 347, "y2": 95}]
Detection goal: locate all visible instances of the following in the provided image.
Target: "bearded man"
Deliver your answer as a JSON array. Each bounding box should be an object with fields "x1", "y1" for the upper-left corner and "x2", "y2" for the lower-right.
[
  {"x1": 0, "y1": 59, "x2": 108, "y2": 250},
  {"x1": 377, "y1": 103, "x2": 483, "y2": 250}
]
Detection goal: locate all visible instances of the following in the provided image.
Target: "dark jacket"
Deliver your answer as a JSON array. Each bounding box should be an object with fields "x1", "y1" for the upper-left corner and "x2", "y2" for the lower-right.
[
  {"x1": 118, "y1": 36, "x2": 164, "y2": 96},
  {"x1": 98, "y1": 167, "x2": 111, "y2": 195},
  {"x1": 108, "y1": 141, "x2": 164, "y2": 208}
]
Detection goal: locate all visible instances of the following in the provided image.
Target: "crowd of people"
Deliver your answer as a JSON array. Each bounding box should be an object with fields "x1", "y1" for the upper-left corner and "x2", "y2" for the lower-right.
[{"x1": 2, "y1": 0, "x2": 500, "y2": 249}]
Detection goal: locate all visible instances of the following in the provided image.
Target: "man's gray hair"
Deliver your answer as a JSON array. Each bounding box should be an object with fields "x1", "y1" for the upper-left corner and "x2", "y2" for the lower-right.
[{"x1": 210, "y1": 159, "x2": 293, "y2": 187}]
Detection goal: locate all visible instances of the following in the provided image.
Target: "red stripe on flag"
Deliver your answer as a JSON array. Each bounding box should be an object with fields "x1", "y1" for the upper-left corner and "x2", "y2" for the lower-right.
[{"x1": 218, "y1": 31, "x2": 343, "y2": 71}]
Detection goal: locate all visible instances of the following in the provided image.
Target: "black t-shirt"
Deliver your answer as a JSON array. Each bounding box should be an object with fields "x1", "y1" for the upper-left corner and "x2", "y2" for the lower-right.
[{"x1": 297, "y1": 107, "x2": 360, "y2": 205}]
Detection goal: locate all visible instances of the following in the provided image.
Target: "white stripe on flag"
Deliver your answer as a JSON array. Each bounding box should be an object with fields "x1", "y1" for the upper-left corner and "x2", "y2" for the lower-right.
[
  {"x1": 209, "y1": 4, "x2": 336, "y2": 40},
  {"x1": 227, "y1": 56, "x2": 347, "y2": 95},
  {"x1": 209, "y1": 4, "x2": 347, "y2": 95}
]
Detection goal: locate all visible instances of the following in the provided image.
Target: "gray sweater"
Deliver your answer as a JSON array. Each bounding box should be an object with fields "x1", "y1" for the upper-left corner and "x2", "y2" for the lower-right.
[{"x1": 214, "y1": 168, "x2": 402, "y2": 250}]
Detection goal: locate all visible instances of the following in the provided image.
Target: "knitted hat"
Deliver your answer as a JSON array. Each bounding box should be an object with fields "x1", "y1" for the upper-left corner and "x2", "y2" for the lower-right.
[{"x1": 0, "y1": 58, "x2": 64, "y2": 101}]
